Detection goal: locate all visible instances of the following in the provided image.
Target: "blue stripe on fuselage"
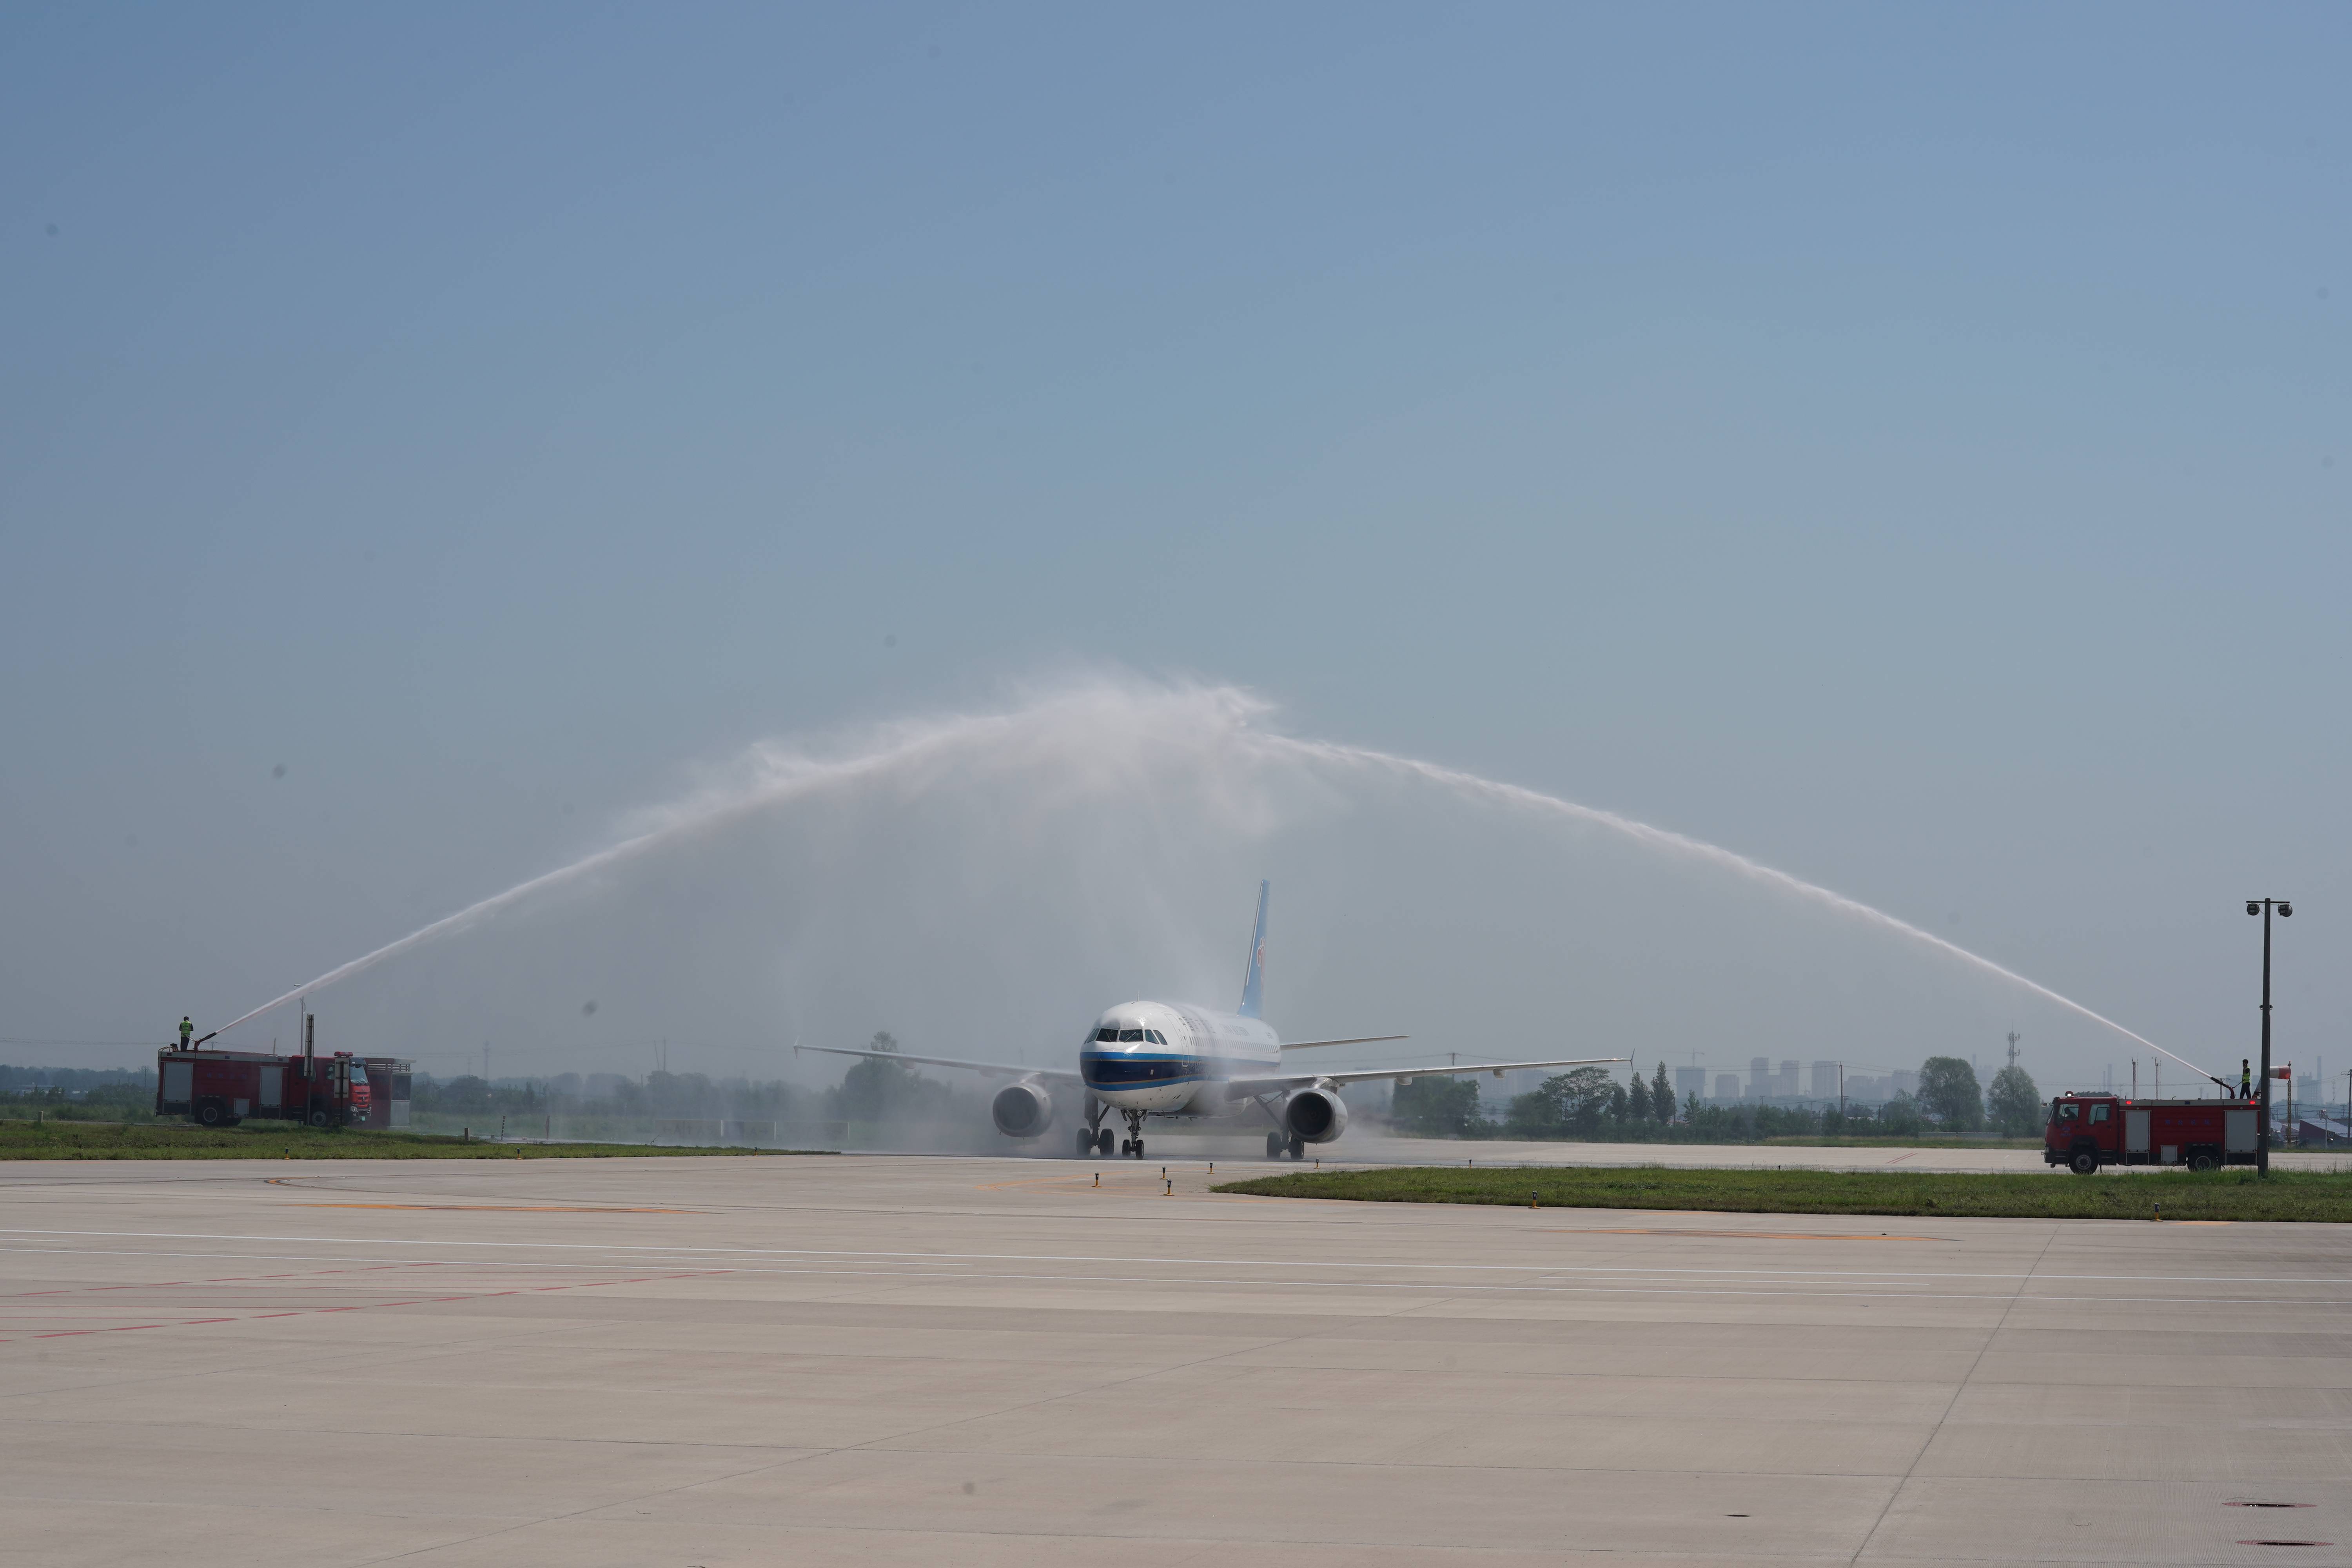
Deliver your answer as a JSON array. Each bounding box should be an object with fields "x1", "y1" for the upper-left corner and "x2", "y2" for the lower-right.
[{"x1": 1080, "y1": 1051, "x2": 1220, "y2": 1091}]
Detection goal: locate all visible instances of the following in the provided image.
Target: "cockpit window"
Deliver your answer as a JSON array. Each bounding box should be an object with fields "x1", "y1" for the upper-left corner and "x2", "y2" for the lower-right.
[
  {"x1": 1094, "y1": 1027, "x2": 1117, "y2": 1042},
  {"x1": 1145, "y1": 1029, "x2": 1166, "y2": 1045},
  {"x1": 1118, "y1": 1029, "x2": 1144, "y2": 1043}
]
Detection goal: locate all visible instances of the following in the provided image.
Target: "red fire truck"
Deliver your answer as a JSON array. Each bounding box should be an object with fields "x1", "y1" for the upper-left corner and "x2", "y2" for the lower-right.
[
  {"x1": 156, "y1": 1047, "x2": 412, "y2": 1130},
  {"x1": 2043, "y1": 1091, "x2": 2260, "y2": 1174}
]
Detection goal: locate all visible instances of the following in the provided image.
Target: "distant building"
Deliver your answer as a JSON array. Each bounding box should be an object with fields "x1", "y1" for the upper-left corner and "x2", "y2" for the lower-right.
[
  {"x1": 1675, "y1": 1066, "x2": 1707, "y2": 1103},
  {"x1": 1893, "y1": 1069, "x2": 1918, "y2": 1098},
  {"x1": 1749, "y1": 1056, "x2": 1771, "y2": 1097},
  {"x1": 1778, "y1": 1059, "x2": 1800, "y2": 1098},
  {"x1": 1841, "y1": 1074, "x2": 1889, "y2": 1105},
  {"x1": 1715, "y1": 1073, "x2": 1741, "y2": 1102},
  {"x1": 1810, "y1": 1061, "x2": 1837, "y2": 1098}
]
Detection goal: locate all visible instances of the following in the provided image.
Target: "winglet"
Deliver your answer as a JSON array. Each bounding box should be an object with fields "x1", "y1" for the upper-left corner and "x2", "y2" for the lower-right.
[{"x1": 1237, "y1": 880, "x2": 1269, "y2": 1018}]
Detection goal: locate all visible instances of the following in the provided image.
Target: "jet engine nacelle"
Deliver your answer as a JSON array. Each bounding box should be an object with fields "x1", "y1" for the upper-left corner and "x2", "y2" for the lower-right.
[
  {"x1": 1281, "y1": 1086, "x2": 1349, "y2": 1144},
  {"x1": 991, "y1": 1081, "x2": 1056, "y2": 1140}
]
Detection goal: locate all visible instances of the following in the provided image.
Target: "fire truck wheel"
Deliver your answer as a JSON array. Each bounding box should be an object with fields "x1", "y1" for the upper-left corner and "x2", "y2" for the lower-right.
[
  {"x1": 2069, "y1": 1150, "x2": 2100, "y2": 1176},
  {"x1": 308, "y1": 1110, "x2": 330, "y2": 1129},
  {"x1": 194, "y1": 1100, "x2": 225, "y2": 1127},
  {"x1": 2187, "y1": 1150, "x2": 2219, "y2": 1173}
]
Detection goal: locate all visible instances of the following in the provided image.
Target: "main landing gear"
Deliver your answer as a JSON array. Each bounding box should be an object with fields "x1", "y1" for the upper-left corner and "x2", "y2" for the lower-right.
[
  {"x1": 1265, "y1": 1130, "x2": 1305, "y2": 1161},
  {"x1": 1078, "y1": 1098, "x2": 1116, "y2": 1159}
]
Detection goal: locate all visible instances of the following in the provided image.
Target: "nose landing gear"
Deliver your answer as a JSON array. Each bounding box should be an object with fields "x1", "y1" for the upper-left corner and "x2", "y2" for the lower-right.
[{"x1": 1118, "y1": 1107, "x2": 1147, "y2": 1159}]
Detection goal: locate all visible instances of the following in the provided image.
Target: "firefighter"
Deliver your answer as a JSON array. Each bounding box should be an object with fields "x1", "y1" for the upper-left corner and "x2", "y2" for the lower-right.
[
  {"x1": 179, "y1": 1016, "x2": 193, "y2": 1050},
  {"x1": 2241, "y1": 1058, "x2": 2252, "y2": 1100}
]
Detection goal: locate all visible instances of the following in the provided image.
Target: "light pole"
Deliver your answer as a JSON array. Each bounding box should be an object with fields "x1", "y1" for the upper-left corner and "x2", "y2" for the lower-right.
[{"x1": 2247, "y1": 897, "x2": 2294, "y2": 1176}]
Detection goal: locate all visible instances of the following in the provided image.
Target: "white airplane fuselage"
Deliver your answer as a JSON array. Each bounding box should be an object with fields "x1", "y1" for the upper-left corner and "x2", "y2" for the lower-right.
[
  {"x1": 1079, "y1": 1000, "x2": 1280, "y2": 1115},
  {"x1": 793, "y1": 879, "x2": 1623, "y2": 1159}
]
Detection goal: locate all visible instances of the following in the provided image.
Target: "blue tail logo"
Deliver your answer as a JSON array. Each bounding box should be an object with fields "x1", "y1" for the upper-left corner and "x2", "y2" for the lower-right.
[{"x1": 1237, "y1": 880, "x2": 1269, "y2": 1018}]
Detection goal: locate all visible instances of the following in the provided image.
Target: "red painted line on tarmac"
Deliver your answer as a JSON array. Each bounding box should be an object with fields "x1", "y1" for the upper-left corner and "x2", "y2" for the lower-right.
[{"x1": 0, "y1": 1269, "x2": 726, "y2": 1344}]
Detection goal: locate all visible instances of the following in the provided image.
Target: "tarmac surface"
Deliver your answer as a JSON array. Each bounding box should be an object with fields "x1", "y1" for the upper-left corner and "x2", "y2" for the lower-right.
[{"x1": 2, "y1": 1152, "x2": 2348, "y2": 1566}]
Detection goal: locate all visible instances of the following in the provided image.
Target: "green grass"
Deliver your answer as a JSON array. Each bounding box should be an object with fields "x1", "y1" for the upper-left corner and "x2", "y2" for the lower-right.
[
  {"x1": 0, "y1": 1121, "x2": 833, "y2": 1160},
  {"x1": 1214, "y1": 1164, "x2": 2352, "y2": 1222},
  {"x1": 1759, "y1": 1135, "x2": 2045, "y2": 1149}
]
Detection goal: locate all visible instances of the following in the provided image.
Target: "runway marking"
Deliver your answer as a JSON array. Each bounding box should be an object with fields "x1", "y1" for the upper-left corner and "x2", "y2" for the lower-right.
[
  {"x1": 280, "y1": 1213, "x2": 691, "y2": 1222},
  {"x1": 2, "y1": 1265, "x2": 728, "y2": 1342}
]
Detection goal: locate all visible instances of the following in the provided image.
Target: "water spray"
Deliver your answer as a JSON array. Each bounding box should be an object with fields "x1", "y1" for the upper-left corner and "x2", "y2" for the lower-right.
[
  {"x1": 1272, "y1": 734, "x2": 2178, "y2": 1064},
  {"x1": 206, "y1": 678, "x2": 2176, "y2": 1067}
]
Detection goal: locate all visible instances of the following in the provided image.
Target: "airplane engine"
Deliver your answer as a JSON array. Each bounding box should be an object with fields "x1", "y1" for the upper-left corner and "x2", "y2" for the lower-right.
[
  {"x1": 1281, "y1": 1086, "x2": 1349, "y2": 1144},
  {"x1": 990, "y1": 1082, "x2": 1056, "y2": 1140}
]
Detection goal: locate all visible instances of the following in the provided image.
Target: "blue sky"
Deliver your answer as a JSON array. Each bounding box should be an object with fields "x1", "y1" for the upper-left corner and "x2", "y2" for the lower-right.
[{"x1": 3, "y1": 4, "x2": 2345, "y2": 1086}]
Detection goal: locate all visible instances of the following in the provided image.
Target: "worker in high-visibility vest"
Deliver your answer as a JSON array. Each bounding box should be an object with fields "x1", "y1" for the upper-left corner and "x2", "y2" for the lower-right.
[
  {"x1": 2241, "y1": 1059, "x2": 2252, "y2": 1099},
  {"x1": 179, "y1": 1017, "x2": 193, "y2": 1050}
]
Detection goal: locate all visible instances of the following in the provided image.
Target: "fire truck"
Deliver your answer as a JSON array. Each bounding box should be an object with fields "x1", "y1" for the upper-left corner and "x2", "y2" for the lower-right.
[
  {"x1": 2043, "y1": 1091, "x2": 2260, "y2": 1174},
  {"x1": 156, "y1": 1046, "x2": 411, "y2": 1130}
]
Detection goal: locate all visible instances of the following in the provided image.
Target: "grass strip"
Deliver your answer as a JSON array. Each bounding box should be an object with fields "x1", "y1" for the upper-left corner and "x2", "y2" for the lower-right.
[
  {"x1": 0, "y1": 1122, "x2": 832, "y2": 1161},
  {"x1": 1758, "y1": 1135, "x2": 2044, "y2": 1149},
  {"x1": 1214, "y1": 1164, "x2": 2352, "y2": 1222}
]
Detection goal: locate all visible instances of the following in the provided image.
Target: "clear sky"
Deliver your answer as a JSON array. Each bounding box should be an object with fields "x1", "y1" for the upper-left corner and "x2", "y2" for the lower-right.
[{"x1": 3, "y1": 4, "x2": 2345, "y2": 1091}]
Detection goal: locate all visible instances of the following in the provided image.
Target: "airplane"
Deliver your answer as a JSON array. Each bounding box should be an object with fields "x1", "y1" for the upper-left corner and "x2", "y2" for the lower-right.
[{"x1": 797, "y1": 882, "x2": 1628, "y2": 1160}]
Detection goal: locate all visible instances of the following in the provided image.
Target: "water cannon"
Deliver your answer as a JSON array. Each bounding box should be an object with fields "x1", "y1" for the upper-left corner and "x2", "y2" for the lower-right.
[{"x1": 189, "y1": 1031, "x2": 218, "y2": 1049}]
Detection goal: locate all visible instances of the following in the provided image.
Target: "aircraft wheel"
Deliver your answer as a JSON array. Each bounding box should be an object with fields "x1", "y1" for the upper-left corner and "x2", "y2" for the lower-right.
[
  {"x1": 1266, "y1": 1131, "x2": 1283, "y2": 1159},
  {"x1": 1132, "y1": 1138, "x2": 1145, "y2": 1159},
  {"x1": 1097, "y1": 1128, "x2": 1114, "y2": 1156},
  {"x1": 1076, "y1": 1130, "x2": 1094, "y2": 1157},
  {"x1": 1288, "y1": 1138, "x2": 1306, "y2": 1160}
]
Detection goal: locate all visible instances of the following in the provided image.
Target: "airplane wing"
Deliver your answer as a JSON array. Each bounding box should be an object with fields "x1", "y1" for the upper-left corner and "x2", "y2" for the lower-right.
[
  {"x1": 794, "y1": 1044, "x2": 1083, "y2": 1083},
  {"x1": 1223, "y1": 1055, "x2": 1628, "y2": 1094},
  {"x1": 1279, "y1": 1034, "x2": 1410, "y2": 1050}
]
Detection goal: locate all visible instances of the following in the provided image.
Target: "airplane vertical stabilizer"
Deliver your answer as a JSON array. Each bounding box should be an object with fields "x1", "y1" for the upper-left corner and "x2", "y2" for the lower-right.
[{"x1": 1237, "y1": 880, "x2": 1269, "y2": 1018}]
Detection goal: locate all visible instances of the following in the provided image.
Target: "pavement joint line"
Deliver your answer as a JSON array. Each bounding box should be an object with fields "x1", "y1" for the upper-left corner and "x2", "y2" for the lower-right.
[
  {"x1": 2, "y1": 1246, "x2": 2346, "y2": 1307},
  {"x1": 2, "y1": 1227, "x2": 2343, "y2": 1285},
  {"x1": 1844, "y1": 1218, "x2": 2063, "y2": 1564},
  {"x1": 816, "y1": 1230, "x2": 1454, "y2": 1483}
]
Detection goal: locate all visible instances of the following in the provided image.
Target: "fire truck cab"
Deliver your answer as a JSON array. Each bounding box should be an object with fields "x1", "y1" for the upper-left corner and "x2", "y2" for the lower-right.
[{"x1": 2043, "y1": 1091, "x2": 2261, "y2": 1174}]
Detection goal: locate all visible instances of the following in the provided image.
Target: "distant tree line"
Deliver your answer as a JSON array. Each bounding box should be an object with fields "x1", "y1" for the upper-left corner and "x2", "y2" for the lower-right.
[
  {"x1": 408, "y1": 1033, "x2": 975, "y2": 1129},
  {"x1": 0, "y1": 1066, "x2": 161, "y2": 1123},
  {"x1": 1390, "y1": 1055, "x2": 2046, "y2": 1142}
]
